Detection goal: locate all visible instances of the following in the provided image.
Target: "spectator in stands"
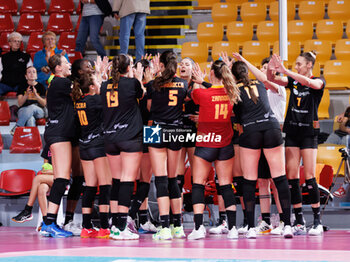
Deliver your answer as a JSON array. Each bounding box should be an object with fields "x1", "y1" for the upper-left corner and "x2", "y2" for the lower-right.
[
  {"x1": 33, "y1": 31, "x2": 68, "y2": 88},
  {"x1": 113, "y1": 0, "x2": 150, "y2": 61},
  {"x1": 325, "y1": 106, "x2": 350, "y2": 198},
  {"x1": 10, "y1": 66, "x2": 46, "y2": 135},
  {"x1": 0, "y1": 32, "x2": 32, "y2": 96},
  {"x1": 75, "y1": 0, "x2": 113, "y2": 58}
]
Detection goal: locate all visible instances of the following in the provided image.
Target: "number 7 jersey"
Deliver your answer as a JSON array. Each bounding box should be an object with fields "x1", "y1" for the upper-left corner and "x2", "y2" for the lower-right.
[{"x1": 192, "y1": 85, "x2": 234, "y2": 148}]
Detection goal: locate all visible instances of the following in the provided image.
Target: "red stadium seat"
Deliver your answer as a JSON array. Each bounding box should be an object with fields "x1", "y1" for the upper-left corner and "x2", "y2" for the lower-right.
[
  {"x1": 48, "y1": 0, "x2": 75, "y2": 14},
  {"x1": 0, "y1": 169, "x2": 36, "y2": 196},
  {"x1": 26, "y1": 32, "x2": 44, "y2": 53},
  {"x1": 57, "y1": 32, "x2": 77, "y2": 52},
  {"x1": 0, "y1": 132, "x2": 3, "y2": 153},
  {"x1": 0, "y1": 13, "x2": 14, "y2": 33},
  {"x1": 47, "y1": 13, "x2": 73, "y2": 34},
  {"x1": 10, "y1": 126, "x2": 42, "y2": 153},
  {"x1": 36, "y1": 118, "x2": 46, "y2": 125},
  {"x1": 0, "y1": 0, "x2": 18, "y2": 14},
  {"x1": 0, "y1": 101, "x2": 10, "y2": 126},
  {"x1": 67, "y1": 51, "x2": 83, "y2": 64},
  {"x1": 0, "y1": 32, "x2": 10, "y2": 53},
  {"x1": 20, "y1": 0, "x2": 46, "y2": 14},
  {"x1": 17, "y1": 13, "x2": 43, "y2": 35}
]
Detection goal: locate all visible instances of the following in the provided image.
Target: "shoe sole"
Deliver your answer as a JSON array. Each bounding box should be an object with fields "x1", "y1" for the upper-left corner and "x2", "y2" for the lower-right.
[
  {"x1": 284, "y1": 234, "x2": 293, "y2": 238},
  {"x1": 11, "y1": 216, "x2": 33, "y2": 223},
  {"x1": 97, "y1": 235, "x2": 110, "y2": 239},
  {"x1": 257, "y1": 229, "x2": 272, "y2": 234}
]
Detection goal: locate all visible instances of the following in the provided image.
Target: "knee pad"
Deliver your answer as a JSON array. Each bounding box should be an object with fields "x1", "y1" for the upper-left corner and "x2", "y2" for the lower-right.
[
  {"x1": 168, "y1": 177, "x2": 181, "y2": 199},
  {"x1": 192, "y1": 183, "x2": 205, "y2": 205},
  {"x1": 177, "y1": 174, "x2": 184, "y2": 192},
  {"x1": 155, "y1": 176, "x2": 169, "y2": 198},
  {"x1": 135, "y1": 182, "x2": 150, "y2": 202},
  {"x1": 306, "y1": 178, "x2": 320, "y2": 204},
  {"x1": 99, "y1": 185, "x2": 112, "y2": 205},
  {"x1": 82, "y1": 186, "x2": 97, "y2": 208},
  {"x1": 288, "y1": 179, "x2": 302, "y2": 205},
  {"x1": 118, "y1": 182, "x2": 135, "y2": 208},
  {"x1": 233, "y1": 176, "x2": 244, "y2": 197},
  {"x1": 215, "y1": 175, "x2": 221, "y2": 196},
  {"x1": 67, "y1": 176, "x2": 85, "y2": 201},
  {"x1": 49, "y1": 178, "x2": 70, "y2": 205},
  {"x1": 110, "y1": 178, "x2": 120, "y2": 201},
  {"x1": 219, "y1": 184, "x2": 236, "y2": 208}
]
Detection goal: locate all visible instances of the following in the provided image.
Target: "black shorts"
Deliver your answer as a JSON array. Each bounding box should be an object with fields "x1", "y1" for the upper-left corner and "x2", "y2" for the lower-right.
[
  {"x1": 258, "y1": 150, "x2": 271, "y2": 179},
  {"x1": 143, "y1": 143, "x2": 149, "y2": 153},
  {"x1": 41, "y1": 143, "x2": 51, "y2": 162},
  {"x1": 232, "y1": 129, "x2": 240, "y2": 145},
  {"x1": 239, "y1": 128, "x2": 283, "y2": 149},
  {"x1": 105, "y1": 134, "x2": 143, "y2": 155},
  {"x1": 183, "y1": 126, "x2": 197, "y2": 148},
  {"x1": 285, "y1": 134, "x2": 318, "y2": 149},
  {"x1": 195, "y1": 142, "x2": 234, "y2": 162},
  {"x1": 148, "y1": 124, "x2": 183, "y2": 151},
  {"x1": 80, "y1": 146, "x2": 106, "y2": 161}
]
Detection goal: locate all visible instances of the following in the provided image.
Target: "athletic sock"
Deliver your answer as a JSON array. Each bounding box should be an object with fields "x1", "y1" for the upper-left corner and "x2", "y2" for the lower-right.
[{"x1": 194, "y1": 214, "x2": 203, "y2": 230}]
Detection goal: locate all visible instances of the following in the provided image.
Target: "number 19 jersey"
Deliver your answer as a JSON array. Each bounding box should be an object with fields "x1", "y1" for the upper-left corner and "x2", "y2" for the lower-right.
[{"x1": 192, "y1": 85, "x2": 234, "y2": 148}]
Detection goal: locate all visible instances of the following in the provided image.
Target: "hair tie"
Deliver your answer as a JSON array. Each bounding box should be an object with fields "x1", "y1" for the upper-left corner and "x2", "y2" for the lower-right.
[{"x1": 308, "y1": 52, "x2": 316, "y2": 59}]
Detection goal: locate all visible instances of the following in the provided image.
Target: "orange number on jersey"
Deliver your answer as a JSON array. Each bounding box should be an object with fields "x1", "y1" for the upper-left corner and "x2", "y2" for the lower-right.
[
  {"x1": 77, "y1": 110, "x2": 88, "y2": 126},
  {"x1": 168, "y1": 90, "x2": 178, "y2": 106},
  {"x1": 296, "y1": 97, "x2": 301, "y2": 107},
  {"x1": 244, "y1": 85, "x2": 259, "y2": 99},
  {"x1": 107, "y1": 91, "x2": 119, "y2": 107},
  {"x1": 215, "y1": 104, "x2": 229, "y2": 119}
]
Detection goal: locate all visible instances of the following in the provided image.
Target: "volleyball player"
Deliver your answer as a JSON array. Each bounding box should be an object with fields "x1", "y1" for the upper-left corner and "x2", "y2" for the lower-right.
[
  {"x1": 127, "y1": 59, "x2": 157, "y2": 234},
  {"x1": 72, "y1": 73, "x2": 112, "y2": 238},
  {"x1": 231, "y1": 53, "x2": 293, "y2": 239},
  {"x1": 147, "y1": 51, "x2": 187, "y2": 240},
  {"x1": 267, "y1": 52, "x2": 325, "y2": 236},
  {"x1": 188, "y1": 60, "x2": 240, "y2": 240},
  {"x1": 40, "y1": 54, "x2": 75, "y2": 238},
  {"x1": 101, "y1": 54, "x2": 145, "y2": 240}
]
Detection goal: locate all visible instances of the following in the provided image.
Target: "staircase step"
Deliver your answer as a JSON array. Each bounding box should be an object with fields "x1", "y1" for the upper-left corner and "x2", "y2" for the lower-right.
[{"x1": 105, "y1": 44, "x2": 182, "y2": 50}]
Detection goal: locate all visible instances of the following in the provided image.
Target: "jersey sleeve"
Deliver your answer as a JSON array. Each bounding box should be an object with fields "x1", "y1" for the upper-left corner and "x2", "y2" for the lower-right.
[
  {"x1": 16, "y1": 84, "x2": 26, "y2": 96},
  {"x1": 286, "y1": 76, "x2": 294, "y2": 90},
  {"x1": 191, "y1": 88, "x2": 201, "y2": 105},
  {"x1": 134, "y1": 78, "x2": 143, "y2": 99}
]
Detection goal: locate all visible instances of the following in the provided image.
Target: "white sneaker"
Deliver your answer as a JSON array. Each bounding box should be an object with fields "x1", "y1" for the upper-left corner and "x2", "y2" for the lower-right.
[
  {"x1": 209, "y1": 220, "x2": 229, "y2": 234},
  {"x1": 127, "y1": 216, "x2": 137, "y2": 233},
  {"x1": 152, "y1": 227, "x2": 173, "y2": 240},
  {"x1": 255, "y1": 220, "x2": 272, "y2": 234},
  {"x1": 270, "y1": 221, "x2": 284, "y2": 235},
  {"x1": 238, "y1": 224, "x2": 248, "y2": 234},
  {"x1": 63, "y1": 220, "x2": 82, "y2": 236},
  {"x1": 172, "y1": 225, "x2": 186, "y2": 239},
  {"x1": 308, "y1": 224, "x2": 324, "y2": 236},
  {"x1": 187, "y1": 225, "x2": 206, "y2": 240},
  {"x1": 113, "y1": 227, "x2": 139, "y2": 240},
  {"x1": 139, "y1": 221, "x2": 158, "y2": 233},
  {"x1": 283, "y1": 225, "x2": 293, "y2": 238},
  {"x1": 292, "y1": 224, "x2": 307, "y2": 235},
  {"x1": 227, "y1": 226, "x2": 239, "y2": 239},
  {"x1": 246, "y1": 228, "x2": 257, "y2": 239}
]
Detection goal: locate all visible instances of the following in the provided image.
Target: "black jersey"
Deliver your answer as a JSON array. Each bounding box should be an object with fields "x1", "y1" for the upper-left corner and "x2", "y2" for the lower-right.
[
  {"x1": 101, "y1": 77, "x2": 144, "y2": 141},
  {"x1": 44, "y1": 76, "x2": 76, "y2": 138},
  {"x1": 234, "y1": 80, "x2": 280, "y2": 134},
  {"x1": 184, "y1": 81, "x2": 199, "y2": 128},
  {"x1": 283, "y1": 76, "x2": 325, "y2": 136},
  {"x1": 139, "y1": 82, "x2": 151, "y2": 125},
  {"x1": 148, "y1": 76, "x2": 188, "y2": 125},
  {"x1": 75, "y1": 94, "x2": 104, "y2": 145}
]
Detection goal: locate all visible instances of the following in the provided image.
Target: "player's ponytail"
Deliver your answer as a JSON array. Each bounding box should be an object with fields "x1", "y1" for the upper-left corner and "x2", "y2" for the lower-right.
[
  {"x1": 153, "y1": 51, "x2": 177, "y2": 91},
  {"x1": 211, "y1": 60, "x2": 240, "y2": 105},
  {"x1": 111, "y1": 54, "x2": 130, "y2": 94},
  {"x1": 231, "y1": 61, "x2": 258, "y2": 104},
  {"x1": 72, "y1": 73, "x2": 93, "y2": 102}
]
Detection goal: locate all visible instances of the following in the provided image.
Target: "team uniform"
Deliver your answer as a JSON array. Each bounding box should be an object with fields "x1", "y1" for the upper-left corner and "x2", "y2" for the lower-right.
[
  {"x1": 148, "y1": 76, "x2": 188, "y2": 151},
  {"x1": 101, "y1": 77, "x2": 144, "y2": 154},
  {"x1": 75, "y1": 94, "x2": 105, "y2": 161},
  {"x1": 183, "y1": 81, "x2": 199, "y2": 148},
  {"x1": 44, "y1": 76, "x2": 77, "y2": 146},
  {"x1": 192, "y1": 85, "x2": 234, "y2": 162},
  {"x1": 140, "y1": 82, "x2": 152, "y2": 153},
  {"x1": 234, "y1": 80, "x2": 283, "y2": 149},
  {"x1": 284, "y1": 76, "x2": 325, "y2": 149}
]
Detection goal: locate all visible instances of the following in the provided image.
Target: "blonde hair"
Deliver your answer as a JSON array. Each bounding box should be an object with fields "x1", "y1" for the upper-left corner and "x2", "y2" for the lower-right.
[{"x1": 42, "y1": 31, "x2": 56, "y2": 44}]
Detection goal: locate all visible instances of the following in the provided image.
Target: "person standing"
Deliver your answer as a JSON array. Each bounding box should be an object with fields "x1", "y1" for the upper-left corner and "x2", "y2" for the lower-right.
[
  {"x1": 113, "y1": 0, "x2": 150, "y2": 61},
  {"x1": 75, "y1": 0, "x2": 113, "y2": 57}
]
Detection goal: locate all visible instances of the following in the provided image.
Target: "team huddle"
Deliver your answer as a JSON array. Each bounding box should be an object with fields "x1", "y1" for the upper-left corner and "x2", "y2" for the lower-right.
[{"x1": 29, "y1": 48, "x2": 325, "y2": 240}]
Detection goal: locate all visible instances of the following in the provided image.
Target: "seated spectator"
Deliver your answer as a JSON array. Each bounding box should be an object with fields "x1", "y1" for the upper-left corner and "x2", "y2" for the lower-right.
[
  {"x1": 11, "y1": 66, "x2": 46, "y2": 135},
  {"x1": 0, "y1": 32, "x2": 32, "y2": 96},
  {"x1": 33, "y1": 31, "x2": 68, "y2": 88}
]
